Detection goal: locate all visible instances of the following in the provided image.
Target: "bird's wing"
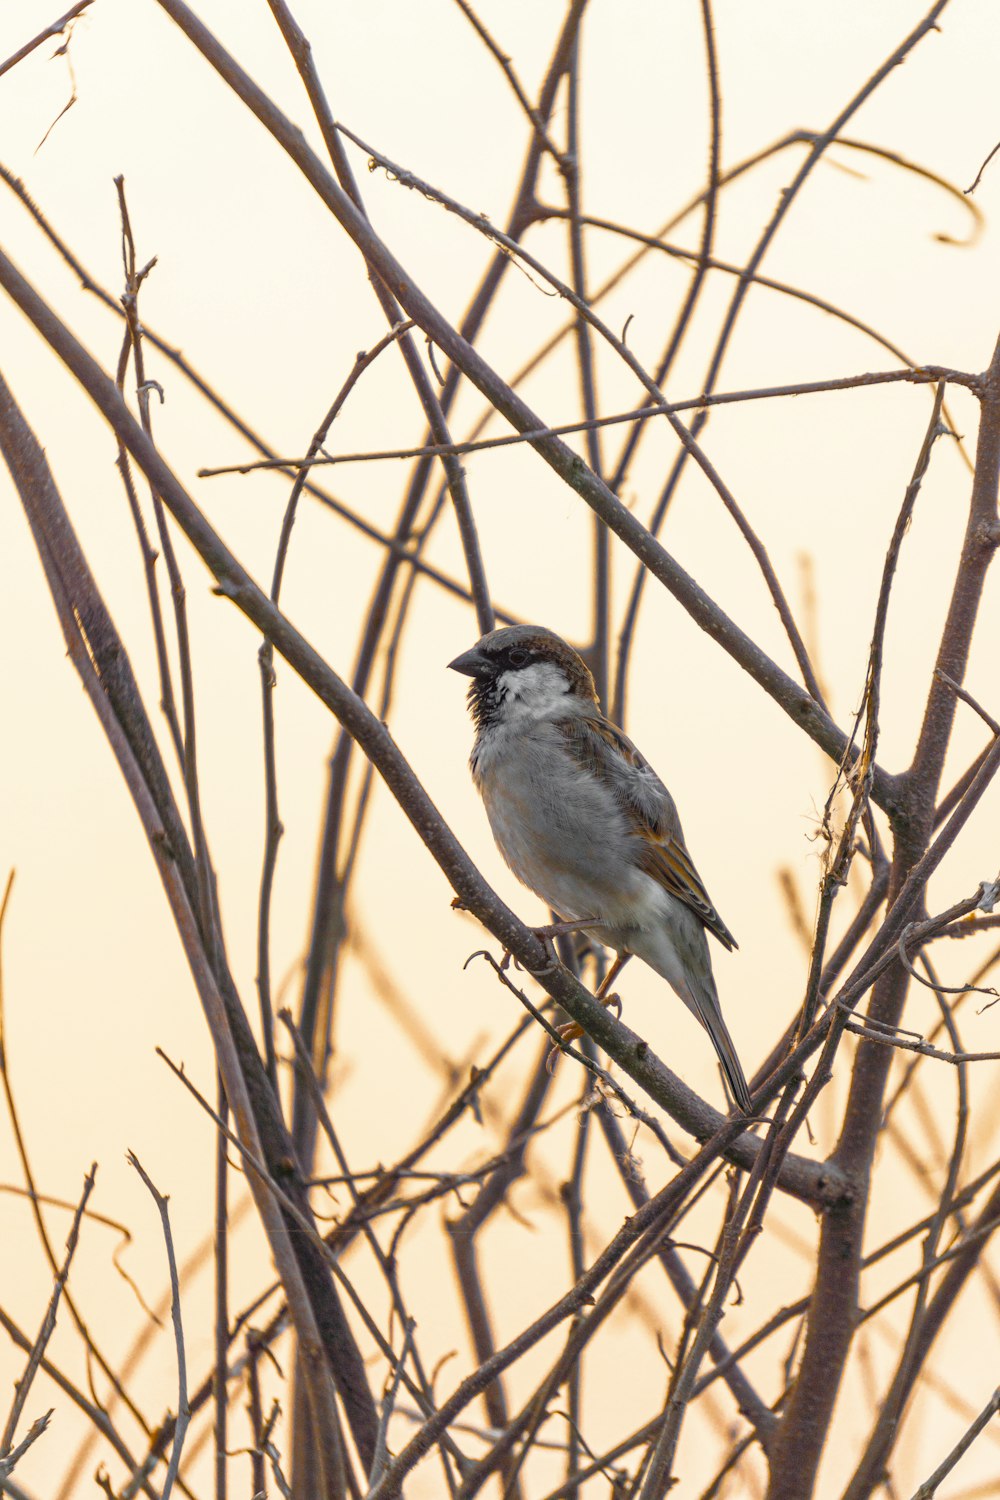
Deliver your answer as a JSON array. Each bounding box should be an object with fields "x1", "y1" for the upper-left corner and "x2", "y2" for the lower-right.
[{"x1": 557, "y1": 710, "x2": 737, "y2": 951}]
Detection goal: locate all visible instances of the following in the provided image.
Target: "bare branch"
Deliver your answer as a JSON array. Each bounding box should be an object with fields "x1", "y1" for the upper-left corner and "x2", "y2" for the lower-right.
[
  {"x1": 909, "y1": 1386, "x2": 1000, "y2": 1498},
  {"x1": 126, "y1": 1155, "x2": 190, "y2": 1500},
  {"x1": 0, "y1": 1166, "x2": 96, "y2": 1458},
  {"x1": 0, "y1": 1, "x2": 93, "y2": 80}
]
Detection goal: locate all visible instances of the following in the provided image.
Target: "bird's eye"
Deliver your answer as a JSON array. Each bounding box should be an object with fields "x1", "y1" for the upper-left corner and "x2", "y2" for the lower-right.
[{"x1": 508, "y1": 648, "x2": 529, "y2": 667}]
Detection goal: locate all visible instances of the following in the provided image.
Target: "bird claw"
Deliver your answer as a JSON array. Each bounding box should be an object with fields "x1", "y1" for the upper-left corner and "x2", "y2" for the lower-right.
[
  {"x1": 536, "y1": 933, "x2": 562, "y2": 969},
  {"x1": 501, "y1": 942, "x2": 558, "y2": 975},
  {"x1": 556, "y1": 1019, "x2": 585, "y2": 1045},
  {"x1": 499, "y1": 946, "x2": 526, "y2": 974},
  {"x1": 544, "y1": 984, "x2": 626, "y2": 1072},
  {"x1": 520, "y1": 929, "x2": 563, "y2": 974},
  {"x1": 503, "y1": 921, "x2": 603, "y2": 978},
  {"x1": 545, "y1": 1018, "x2": 584, "y2": 1074}
]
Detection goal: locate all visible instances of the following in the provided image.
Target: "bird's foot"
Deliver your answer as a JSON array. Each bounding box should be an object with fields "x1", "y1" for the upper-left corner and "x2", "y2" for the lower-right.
[
  {"x1": 544, "y1": 989, "x2": 624, "y2": 1072},
  {"x1": 502, "y1": 920, "x2": 605, "y2": 977},
  {"x1": 555, "y1": 1018, "x2": 585, "y2": 1046},
  {"x1": 545, "y1": 1018, "x2": 583, "y2": 1074},
  {"x1": 500, "y1": 933, "x2": 562, "y2": 976}
]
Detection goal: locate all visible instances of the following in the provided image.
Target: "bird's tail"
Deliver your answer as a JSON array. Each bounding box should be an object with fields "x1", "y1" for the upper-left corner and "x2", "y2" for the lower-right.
[
  {"x1": 629, "y1": 923, "x2": 754, "y2": 1114},
  {"x1": 680, "y1": 977, "x2": 753, "y2": 1115}
]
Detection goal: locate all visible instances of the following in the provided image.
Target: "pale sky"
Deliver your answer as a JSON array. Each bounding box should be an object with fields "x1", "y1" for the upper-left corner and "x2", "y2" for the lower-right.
[{"x1": 1, "y1": 3, "x2": 1000, "y2": 1495}]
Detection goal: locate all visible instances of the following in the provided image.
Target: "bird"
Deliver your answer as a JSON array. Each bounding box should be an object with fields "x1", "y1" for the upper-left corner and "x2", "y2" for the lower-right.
[{"x1": 448, "y1": 623, "x2": 753, "y2": 1114}]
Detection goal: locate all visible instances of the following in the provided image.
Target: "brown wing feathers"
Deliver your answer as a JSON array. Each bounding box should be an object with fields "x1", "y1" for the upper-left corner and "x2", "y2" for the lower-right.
[
  {"x1": 634, "y1": 837, "x2": 737, "y2": 951},
  {"x1": 559, "y1": 711, "x2": 737, "y2": 951}
]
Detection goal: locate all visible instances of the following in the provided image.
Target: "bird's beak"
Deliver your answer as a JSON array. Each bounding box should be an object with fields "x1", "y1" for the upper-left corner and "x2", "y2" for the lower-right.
[{"x1": 448, "y1": 645, "x2": 491, "y2": 678}]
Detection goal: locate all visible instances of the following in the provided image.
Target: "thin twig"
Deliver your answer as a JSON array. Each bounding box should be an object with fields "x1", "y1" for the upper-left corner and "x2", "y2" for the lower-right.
[
  {"x1": 0, "y1": 1166, "x2": 96, "y2": 1457},
  {"x1": 0, "y1": 0, "x2": 93, "y2": 80},
  {"x1": 935, "y1": 669, "x2": 1000, "y2": 736},
  {"x1": 909, "y1": 1387, "x2": 1000, "y2": 1497},
  {"x1": 198, "y1": 370, "x2": 972, "y2": 479},
  {"x1": 127, "y1": 1155, "x2": 190, "y2": 1500},
  {"x1": 0, "y1": 1411, "x2": 54, "y2": 1482}
]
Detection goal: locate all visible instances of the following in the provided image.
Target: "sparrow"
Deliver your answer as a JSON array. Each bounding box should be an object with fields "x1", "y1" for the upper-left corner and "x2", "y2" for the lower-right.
[{"x1": 449, "y1": 624, "x2": 752, "y2": 1114}]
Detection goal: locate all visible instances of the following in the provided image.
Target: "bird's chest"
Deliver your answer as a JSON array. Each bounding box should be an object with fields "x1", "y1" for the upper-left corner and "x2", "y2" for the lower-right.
[{"x1": 471, "y1": 723, "x2": 636, "y2": 918}]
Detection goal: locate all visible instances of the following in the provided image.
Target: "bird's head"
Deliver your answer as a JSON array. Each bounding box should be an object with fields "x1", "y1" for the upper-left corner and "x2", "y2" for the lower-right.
[{"x1": 448, "y1": 625, "x2": 597, "y2": 730}]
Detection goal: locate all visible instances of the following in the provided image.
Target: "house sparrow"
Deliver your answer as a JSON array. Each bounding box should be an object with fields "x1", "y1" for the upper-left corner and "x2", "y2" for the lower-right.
[{"x1": 449, "y1": 624, "x2": 752, "y2": 1114}]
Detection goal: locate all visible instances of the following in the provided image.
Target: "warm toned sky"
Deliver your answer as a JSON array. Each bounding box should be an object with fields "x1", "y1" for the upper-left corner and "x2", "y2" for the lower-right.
[{"x1": 2, "y1": 3, "x2": 1000, "y2": 1496}]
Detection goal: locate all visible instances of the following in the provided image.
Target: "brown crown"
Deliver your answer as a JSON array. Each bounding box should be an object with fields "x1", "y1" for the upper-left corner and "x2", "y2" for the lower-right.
[{"x1": 472, "y1": 625, "x2": 597, "y2": 701}]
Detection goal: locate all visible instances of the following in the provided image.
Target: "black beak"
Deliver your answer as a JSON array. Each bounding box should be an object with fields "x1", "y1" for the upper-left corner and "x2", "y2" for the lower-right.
[{"x1": 448, "y1": 645, "x2": 491, "y2": 678}]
